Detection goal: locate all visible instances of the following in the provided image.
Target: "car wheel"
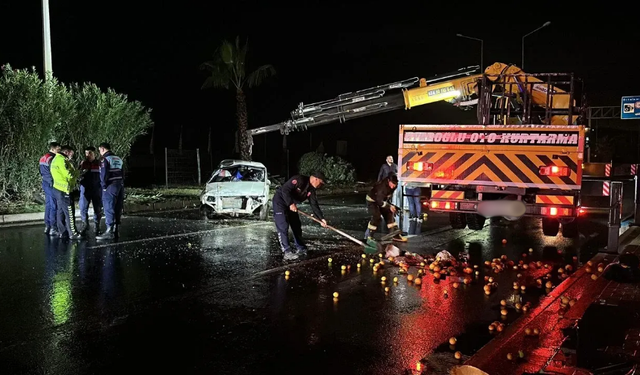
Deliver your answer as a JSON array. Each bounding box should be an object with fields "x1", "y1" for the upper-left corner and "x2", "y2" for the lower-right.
[{"x1": 259, "y1": 202, "x2": 270, "y2": 221}]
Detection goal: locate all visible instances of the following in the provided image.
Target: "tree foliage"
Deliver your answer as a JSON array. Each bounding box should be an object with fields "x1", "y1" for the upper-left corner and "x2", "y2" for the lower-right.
[
  {"x1": 200, "y1": 36, "x2": 275, "y2": 160},
  {"x1": 298, "y1": 152, "x2": 356, "y2": 184},
  {"x1": 0, "y1": 64, "x2": 153, "y2": 202}
]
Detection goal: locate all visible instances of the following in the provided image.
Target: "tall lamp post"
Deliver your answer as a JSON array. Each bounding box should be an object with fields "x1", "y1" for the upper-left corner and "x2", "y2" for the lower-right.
[
  {"x1": 456, "y1": 33, "x2": 484, "y2": 72},
  {"x1": 42, "y1": 0, "x2": 53, "y2": 80},
  {"x1": 521, "y1": 21, "x2": 550, "y2": 70}
]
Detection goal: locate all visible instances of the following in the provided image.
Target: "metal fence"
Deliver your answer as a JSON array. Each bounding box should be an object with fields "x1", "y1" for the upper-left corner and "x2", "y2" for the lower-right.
[{"x1": 164, "y1": 148, "x2": 202, "y2": 188}]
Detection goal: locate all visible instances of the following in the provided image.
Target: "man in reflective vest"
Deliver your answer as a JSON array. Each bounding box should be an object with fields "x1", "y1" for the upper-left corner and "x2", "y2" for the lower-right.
[
  {"x1": 40, "y1": 141, "x2": 61, "y2": 235},
  {"x1": 365, "y1": 173, "x2": 407, "y2": 243},
  {"x1": 78, "y1": 146, "x2": 103, "y2": 235},
  {"x1": 96, "y1": 143, "x2": 124, "y2": 240},
  {"x1": 51, "y1": 145, "x2": 82, "y2": 239}
]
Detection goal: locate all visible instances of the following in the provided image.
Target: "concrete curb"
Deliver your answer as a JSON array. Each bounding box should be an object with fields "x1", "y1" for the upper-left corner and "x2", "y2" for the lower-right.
[
  {"x1": 0, "y1": 199, "x2": 201, "y2": 226},
  {"x1": 0, "y1": 187, "x2": 364, "y2": 227}
]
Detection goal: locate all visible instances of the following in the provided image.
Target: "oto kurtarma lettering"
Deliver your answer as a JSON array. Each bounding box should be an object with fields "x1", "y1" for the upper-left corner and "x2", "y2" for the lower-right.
[{"x1": 403, "y1": 131, "x2": 579, "y2": 145}]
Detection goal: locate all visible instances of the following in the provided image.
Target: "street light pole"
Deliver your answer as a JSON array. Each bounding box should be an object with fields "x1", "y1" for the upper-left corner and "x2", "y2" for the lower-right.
[
  {"x1": 42, "y1": 0, "x2": 53, "y2": 80},
  {"x1": 521, "y1": 21, "x2": 550, "y2": 70},
  {"x1": 456, "y1": 33, "x2": 483, "y2": 72}
]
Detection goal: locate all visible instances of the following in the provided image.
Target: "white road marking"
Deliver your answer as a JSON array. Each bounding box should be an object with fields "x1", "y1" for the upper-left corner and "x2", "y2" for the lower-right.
[{"x1": 87, "y1": 222, "x2": 271, "y2": 249}]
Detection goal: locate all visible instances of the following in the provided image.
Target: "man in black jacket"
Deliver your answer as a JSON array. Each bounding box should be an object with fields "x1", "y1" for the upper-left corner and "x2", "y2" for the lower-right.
[
  {"x1": 273, "y1": 172, "x2": 328, "y2": 260},
  {"x1": 377, "y1": 155, "x2": 397, "y2": 182},
  {"x1": 365, "y1": 173, "x2": 407, "y2": 243}
]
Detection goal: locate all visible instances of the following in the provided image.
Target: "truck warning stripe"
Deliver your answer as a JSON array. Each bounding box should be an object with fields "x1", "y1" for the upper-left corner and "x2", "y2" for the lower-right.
[
  {"x1": 401, "y1": 151, "x2": 579, "y2": 189},
  {"x1": 537, "y1": 155, "x2": 575, "y2": 186},
  {"x1": 431, "y1": 190, "x2": 465, "y2": 200},
  {"x1": 535, "y1": 195, "x2": 574, "y2": 205}
]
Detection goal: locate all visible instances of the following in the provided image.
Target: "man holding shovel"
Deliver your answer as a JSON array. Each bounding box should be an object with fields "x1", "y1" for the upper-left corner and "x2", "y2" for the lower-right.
[
  {"x1": 273, "y1": 171, "x2": 328, "y2": 261},
  {"x1": 365, "y1": 173, "x2": 407, "y2": 243}
]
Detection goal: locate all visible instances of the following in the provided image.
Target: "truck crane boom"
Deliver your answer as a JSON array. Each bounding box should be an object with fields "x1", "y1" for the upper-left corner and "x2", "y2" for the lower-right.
[
  {"x1": 249, "y1": 62, "x2": 578, "y2": 136},
  {"x1": 249, "y1": 65, "x2": 481, "y2": 136}
]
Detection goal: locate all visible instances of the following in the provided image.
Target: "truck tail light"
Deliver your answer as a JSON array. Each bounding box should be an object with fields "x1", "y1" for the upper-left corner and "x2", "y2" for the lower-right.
[
  {"x1": 541, "y1": 206, "x2": 571, "y2": 216},
  {"x1": 431, "y1": 201, "x2": 455, "y2": 210},
  {"x1": 539, "y1": 165, "x2": 570, "y2": 177},
  {"x1": 410, "y1": 162, "x2": 433, "y2": 171}
]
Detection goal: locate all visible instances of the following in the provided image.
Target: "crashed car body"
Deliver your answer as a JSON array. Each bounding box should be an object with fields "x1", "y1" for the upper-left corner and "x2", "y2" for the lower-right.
[{"x1": 200, "y1": 159, "x2": 271, "y2": 220}]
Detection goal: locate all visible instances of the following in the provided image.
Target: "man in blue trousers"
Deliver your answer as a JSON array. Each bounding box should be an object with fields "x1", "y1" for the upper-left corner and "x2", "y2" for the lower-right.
[
  {"x1": 40, "y1": 142, "x2": 61, "y2": 236},
  {"x1": 405, "y1": 186, "x2": 423, "y2": 221},
  {"x1": 273, "y1": 172, "x2": 328, "y2": 261},
  {"x1": 78, "y1": 146, "x2": 103, "y2": 235},
  {"x1": 96, "y1": 143, "x2": 124, "y2": 240}
]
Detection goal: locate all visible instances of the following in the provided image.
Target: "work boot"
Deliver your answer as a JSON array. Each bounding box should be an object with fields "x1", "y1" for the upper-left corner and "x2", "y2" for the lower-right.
[
  {"x1": 283, "y1": 250, "x2": 299, "y2": 261},
  {"x1": 69, "y1": 232, "x2": 83, "y2": 240},
  {"x1": 94, "y1": 221, "x2": 102, "y2": 236},
  {"x1": 96, "y1": 225, "x2": 115, "y2": 240},
  {"x1": 367, "y1": 228, "x2": 377, "y2": 243},
  {"x1": 80, "y1": 221, "x2": 88, "y2": 235}
]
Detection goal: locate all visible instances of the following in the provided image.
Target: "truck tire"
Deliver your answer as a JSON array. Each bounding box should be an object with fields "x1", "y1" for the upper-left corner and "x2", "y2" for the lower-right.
[
  {"x1": 542, "y1": 217, "x2": 560, "y2": 236},
  {"x1": 561, "y1": 220, "x2": 579, "y2": 238},
  {"x1": 259, "y1": 202, "x2": 270, "y2": 221},
  {"x1": 449, "y1": 213, "x2": 467, "y2": 229},
  {"x1": 466, "y1": 214, "x2": 486, "y2": 230}
]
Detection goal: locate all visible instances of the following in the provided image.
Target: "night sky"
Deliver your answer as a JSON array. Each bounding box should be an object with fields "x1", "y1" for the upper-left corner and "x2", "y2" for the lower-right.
[{"x1": 3, "y1": 2, "x2": 639, "y2": 180}]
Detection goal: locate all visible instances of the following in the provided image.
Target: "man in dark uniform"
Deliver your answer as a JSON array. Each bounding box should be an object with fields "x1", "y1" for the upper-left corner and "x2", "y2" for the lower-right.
[
  {"x1": 273, "y1": 171, "x2": 328, "y2": 260},
  {"x1": 377, "y1": 155, "x2": 397, "y2": 182},
  {"x1": 78, "y1": 146, "x2": 103, "y2": 235},
  {"x1": 365, "y1": 173, "x2": 407, "y2": 242},
  {"x1": 40, "y1": 142, "x2": 61, "y2": 235},
  {"x1": 377, "y1": 154, "x2": 400, "y2": 217},
  {"x1": 96, "y1": 143, "x2": 124, "y2": 240}
]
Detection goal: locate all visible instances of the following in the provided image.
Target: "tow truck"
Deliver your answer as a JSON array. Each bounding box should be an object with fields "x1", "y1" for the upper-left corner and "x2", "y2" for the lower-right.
[{"x1": 250, "y1": 62, "x2": 586, "y2": 237}]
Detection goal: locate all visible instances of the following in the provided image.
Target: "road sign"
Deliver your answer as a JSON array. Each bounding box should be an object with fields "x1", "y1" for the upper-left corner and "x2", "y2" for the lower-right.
[{"x1": 621, "y1": 96, "x2": 640, "y2": 119}]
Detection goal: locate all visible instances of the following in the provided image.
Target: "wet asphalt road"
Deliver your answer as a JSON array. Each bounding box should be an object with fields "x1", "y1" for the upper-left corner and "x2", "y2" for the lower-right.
[{"x1": 0, "y1": 194, "x2": 614, "y2": 374}]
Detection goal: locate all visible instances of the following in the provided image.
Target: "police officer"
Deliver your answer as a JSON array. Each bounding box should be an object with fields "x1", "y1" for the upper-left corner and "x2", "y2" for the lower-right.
[
  {"x1": 78, "y1": 146, "x2": 103, "y2": 235},
  {"x1": 40, "y1": 142, "x2": 61, "y2": 235},
  {"x1": 273, "y1": 171, "x2": 328, "y2": 260},
  {"x1": 51, "y1": 145, "x2": 82, "y2": 239},
  {"x1": 96, "y1": 143, "x2": 124, "y2": 240},
  {"x1": 365, "y1": 173, "x2": 407, "y2": 242}
]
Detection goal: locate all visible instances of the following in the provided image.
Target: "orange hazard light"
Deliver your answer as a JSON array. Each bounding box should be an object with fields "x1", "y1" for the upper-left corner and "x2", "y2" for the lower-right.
[
  {"x1": 541, "y1": 206, "x2": 571, "y2": 216},
  {"x1": 410, "y1": 162, "x2": 433, "y2": 172},
  {"x1": 539, "y1": 165, "x2": 570, "y2": 177},
  {"x1": 431, "y1": 201, "x2": 455, "y2": 210}
]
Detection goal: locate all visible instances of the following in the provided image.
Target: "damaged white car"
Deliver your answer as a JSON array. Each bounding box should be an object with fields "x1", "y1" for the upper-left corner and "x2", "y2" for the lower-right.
[{"x1": 200, "y1": 159, "x2": 271, "y2": 220}]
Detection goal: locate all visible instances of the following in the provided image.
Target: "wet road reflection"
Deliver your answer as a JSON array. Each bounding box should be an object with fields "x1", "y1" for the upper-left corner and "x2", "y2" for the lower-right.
[{"x1": 0, "y1": 194, "x2": 613, "y2": 374}]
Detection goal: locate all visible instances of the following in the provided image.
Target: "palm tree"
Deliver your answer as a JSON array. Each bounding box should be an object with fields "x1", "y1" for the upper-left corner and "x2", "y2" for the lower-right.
[{"x1": 200, "y1": 36, "x2": 275, "y2": 161}]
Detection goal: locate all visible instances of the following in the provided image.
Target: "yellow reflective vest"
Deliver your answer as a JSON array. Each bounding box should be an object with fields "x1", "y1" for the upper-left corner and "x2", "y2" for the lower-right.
[{"x1": 51, "y1": 154, "x2": 78, "y2": 194}]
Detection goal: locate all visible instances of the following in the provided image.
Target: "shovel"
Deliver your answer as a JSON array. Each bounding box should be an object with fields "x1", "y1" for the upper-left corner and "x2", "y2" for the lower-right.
[{"x1": 298, "y1": 211, "x2": 400, "y2": 256}]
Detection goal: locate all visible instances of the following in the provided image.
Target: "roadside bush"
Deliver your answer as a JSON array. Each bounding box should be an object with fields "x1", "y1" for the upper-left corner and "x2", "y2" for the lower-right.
[
  {"x1": 298, "y1": 152, "x2": 356, "y2": 184},
  {"x1": 0, "y1": 64, "x2": 153, "y2": 202}
]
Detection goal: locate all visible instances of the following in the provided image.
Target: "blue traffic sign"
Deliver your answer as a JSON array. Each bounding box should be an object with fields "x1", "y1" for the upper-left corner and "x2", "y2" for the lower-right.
[{"x1": 621, "y1": 96, "x2": 640, "y2": 120}]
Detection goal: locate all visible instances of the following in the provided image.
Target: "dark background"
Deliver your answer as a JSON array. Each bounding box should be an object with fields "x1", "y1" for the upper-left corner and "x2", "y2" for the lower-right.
[{"x1": 3, "y1": 2, "x2": 640, "y2": 183}]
